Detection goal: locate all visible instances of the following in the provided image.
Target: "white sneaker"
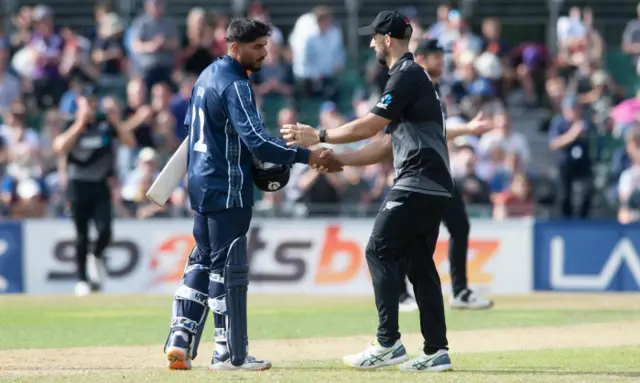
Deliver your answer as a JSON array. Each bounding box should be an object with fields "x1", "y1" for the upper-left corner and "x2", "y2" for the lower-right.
[
  {"x1": 399, "y1": 295, "x2": 419, "y2": 312},
  {"x1": 74, "y1": 281, "x2": 91, "y2": 297},
  {"x1": 449, "y1": 289, "x2": 493, "y2": 310},
  {"x1": 343, "y1": 339, "x2": 409, "y2": 369},
  {"x1": 209, "y1": 355, "x2": 272, "y2": 371},
  {"x1": 398, "y1": 349, "x2": 453, "y2": 372},
  {"x1": 86, "y1": 254, "x2": 106, "y2": 291}
]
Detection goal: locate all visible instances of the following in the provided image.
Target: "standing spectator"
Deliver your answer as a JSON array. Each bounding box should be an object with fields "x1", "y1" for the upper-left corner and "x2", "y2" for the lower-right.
[
  {"x1": 129, "y1": 0, "x2": 179, "y2": 90},
  {"x1": 9, "y1": 6, "x2": 33, "y2": 56},
  {"x1": 86, "y1": 0, "x2": 115, "y2": 43},
  {"x1": 123, "y1": 78, "x2": 155, "y2": 149},
  {"x1": 548, "y1": 95, "x2": 595, "y2": 218},
  {"x1": 296, "y1": 6, "x2": 345, "y2": 102},
  {"x1": 150, "y1": 82, "x2": 178, "y2": 154},
  {"x1": 209, "y1": 11, "x2": 229, "y2": 58},
  {"x1": 426, "y1": 3, "x2": 453, "y2": 40},
  {"x1": 92, "y1": 13, "x2": 127, "y2": 83},
  {"x1": 581, "y1": 8, "x2": 605, "y2": 66},
  {"x1": 622, "y1": 3, "x2": 640, "y2": 75},
  {"x1": 0, "y1": 42, "x2": 21, "y2": 115},
  {"x1": 180, "y1": 7, "x2": 214, "y2": 77},
  {"x1": 59, "y1": 27, "x2": 99, "y2": 83},
  {"x1": 29, "y1": 6, "x2": 66, "y2": 109}
]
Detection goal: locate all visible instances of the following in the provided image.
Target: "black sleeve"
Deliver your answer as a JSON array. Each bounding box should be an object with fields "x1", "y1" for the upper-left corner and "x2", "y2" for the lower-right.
[{"x1": 370, "y1": 71, "x2": 416, "y2": 121}]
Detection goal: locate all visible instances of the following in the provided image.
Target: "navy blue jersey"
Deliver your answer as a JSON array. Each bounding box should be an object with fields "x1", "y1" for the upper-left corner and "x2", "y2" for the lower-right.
[{"x1": 186, "y1": 55, "x2": 311, "y2": 213}]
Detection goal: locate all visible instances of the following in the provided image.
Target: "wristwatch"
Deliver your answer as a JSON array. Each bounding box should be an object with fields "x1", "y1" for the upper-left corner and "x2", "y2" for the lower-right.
[{"x1": 318, "y1": 129, "x2": 326, "y2": 143}]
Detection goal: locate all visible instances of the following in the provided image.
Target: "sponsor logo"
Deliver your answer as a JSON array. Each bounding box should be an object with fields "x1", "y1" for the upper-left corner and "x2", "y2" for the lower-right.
[{"x1": 375, "y1": 94, "x2": 392, "y2": 110}]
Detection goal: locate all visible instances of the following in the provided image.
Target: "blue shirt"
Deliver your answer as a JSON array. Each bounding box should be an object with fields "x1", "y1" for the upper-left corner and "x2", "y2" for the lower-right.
[
  {"x1": 548, "y1": 115, "x2": 592, "y2": 167},
  {"x1": 186, "y1": 56, "x2": 311, "y2": 213}
]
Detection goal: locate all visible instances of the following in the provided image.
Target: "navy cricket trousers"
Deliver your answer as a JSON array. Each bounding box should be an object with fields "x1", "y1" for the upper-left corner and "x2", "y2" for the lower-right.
[{"x1": 192, "y1": 207, "x2": 253, "y2": 275}]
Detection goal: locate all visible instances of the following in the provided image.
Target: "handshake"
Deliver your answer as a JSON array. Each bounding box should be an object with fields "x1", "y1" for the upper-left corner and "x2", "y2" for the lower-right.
[{"x1": 281, "y1": 123, "x2": 343, "y2": 173}]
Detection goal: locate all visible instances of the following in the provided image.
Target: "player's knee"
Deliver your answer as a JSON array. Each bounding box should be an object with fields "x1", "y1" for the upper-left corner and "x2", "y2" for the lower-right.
[{"x1": 182, "y1": 263, "x2": 210, "y2": 294}]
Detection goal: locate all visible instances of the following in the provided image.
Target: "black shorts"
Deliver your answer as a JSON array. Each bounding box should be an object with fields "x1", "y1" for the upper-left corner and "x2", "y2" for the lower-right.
[{"x1": 366, "y1": 189, "x2": 448, "y2": 261}]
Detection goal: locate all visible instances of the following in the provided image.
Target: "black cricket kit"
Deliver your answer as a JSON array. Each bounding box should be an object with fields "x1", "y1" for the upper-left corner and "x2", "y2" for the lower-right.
[
  {"x1": 359, "y1": 12, "x2": 453, "y2": 354},
  {"x1": 64, "y1": 114, "x2": 118, "y2": 283}
]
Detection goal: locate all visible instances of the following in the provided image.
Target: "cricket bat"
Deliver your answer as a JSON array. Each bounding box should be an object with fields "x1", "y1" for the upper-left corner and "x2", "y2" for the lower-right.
[{"x1": 146, "y1": 137, "x2": 188, "y2": 206}]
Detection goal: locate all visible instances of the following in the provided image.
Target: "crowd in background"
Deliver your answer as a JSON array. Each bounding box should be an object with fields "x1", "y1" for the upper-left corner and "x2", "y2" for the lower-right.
[{"x1": 0, "y1": 0, "x2": 639, "y2": 222}]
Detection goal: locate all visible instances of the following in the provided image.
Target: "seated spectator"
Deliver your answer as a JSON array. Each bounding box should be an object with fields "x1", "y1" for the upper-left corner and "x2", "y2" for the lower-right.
[
  {"x1": 511, "y1": 42, "x2": 549, "y2": 107},
  {"x1": 120, "y1": 147, "x2": 166, "y2": 218},
  {"x1": 2, "y1": 177, "x2": 48, "y2": 218},
  {"x1": 479, "y1": 112, "x2": 531, "y2": 165},
  {"x1": 169, "y1": 75, "x2": 196, "y2": 141},
  {"x1": 609, "y1": 126, "x2": 640, "y2": 202},
  {"x1": 92, "y1": 12, "x2": 127, "y2": 82},
  {"x1": 59, "y1": 76, "x2": 84, "y2": 118},
  {"x1": 476, "y1": 141, "x2": 513, "y2": 193},
  {"x1": 180, "y1": 7, "x2": 214, "y2": 77},
  {"x1": 618, "y1": 128, "x2": 640, "y2": 224},
  {"x1": 251, "y1": 42, "x2": 294, "y2": 104},
  {"x1": 481, "y1": 18, "x2": 509, "y2": 59},
  {"x1": 492, "y1": 172, "x2": 535, "y2": 219},
  {"x1": 548, "y1": 95, "x2": 595, "y2": 218},
  {"x1": 611, "y1": 91, "x2": 640, "y2": 138},
  {"x1": 0, "y1": 41, "x2": 21, "y2": 115},
  {"x1": 150, "y1": 82, "x2": 178, "y2": 154},
  {"x1": 453, "y1": 142, "x2": 492, "y2": 205},
  {"x1": 425, "y1": 4, "x2": 452, "y2": 40}
]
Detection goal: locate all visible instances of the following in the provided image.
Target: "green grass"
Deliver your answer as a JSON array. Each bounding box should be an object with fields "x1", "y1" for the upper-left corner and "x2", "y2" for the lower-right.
[
  {"x1": 3, "y1": 347, "x2": 640, "y2": 382},
  {"x1": 1, "y1": 294, "x2": 640, "y2": 350}
]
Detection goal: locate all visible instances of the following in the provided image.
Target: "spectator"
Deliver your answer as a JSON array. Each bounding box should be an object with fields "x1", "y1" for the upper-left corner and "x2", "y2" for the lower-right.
[
  {"x1": 617, "y1": 127, "x2": 640, "y2": 223},
  {"x1": 251, "y1": 42, "x2": 294, "y2": 104},
  {"x1": 548, "y1": 95, "x2": 595, "y2": 218},
  {"x1": 86, "y1": 0, "x2": 115, "y2": 43},
  {"x1": 292, "y1": 156, "x2": 345, "y2": 217},
  {"x1": 511, "y1": 42, "x2": 549, "y2": 107},
  {"x1": 123, "y1": 78, "x2": 154, "y2": 150},
  {"x1": 180, "y1": 7, "x2": 214, "y2": 77},
  {"x1": 210, "y1": 11, "x2": 229, "y2": 58},
  {"x1": 582, "y1": 8, "x2": 605, "y2": 66},
  {"x1": 492, "y1": 172, "x2": 535, "y2": 219},
  {"x1": 0, "y1": 42, "x2": 21, "y2": 115},
  {"x1": 121, "y1": 147, "x2": 166, "y2": 218},
  {"x1": 29, "y1": 6, "x2": 66, "y2": 109},
  {"x1": 247, "y1": 2, "x2": 284, "y2": 46},
  {"x1": 481, "y1": 18, "x2": 509, "y2": 58},
  {"x1": 9, "y1": 6, "x2": 33, "y2": 56},
  {"x1": 479, "y1": 112, "x2": 531, "y2": 165},
  {"x1": 151, "y1": 82, "x2": 178, "y2": 155},
  {"x1": 453, "y1": 141, "x2": 492, "y2": 204},
  {"x1": 611, "y1": 91, "x2": 640, "y2": 137},
  {"x1": 426, "y1": 3, "x2": 452, "y2": 40},
  {"x1": 296, "y1": 6, "x2": 345, "y2": 102},
  {"x1": 476, "y1": 141, "x2": 513, "y2": 193},
  {"x1": 169, "y1": 75, "x2": 196, "y2": 141},
  {"x1": 92, "y1": 12, "x2": 127, "y2": 82},
  {"x1": 59, "y1": 27, "x2": 99, "y2": 82},
  {"x1": 609, "y1": 125, "x2": 639, "y2": 201},
  {"x1": 129, "y1": 0, "x2": 179, "y2": 90},
  {"x1": 622, "y1": 3, "x2": 640, "y2": 75}
]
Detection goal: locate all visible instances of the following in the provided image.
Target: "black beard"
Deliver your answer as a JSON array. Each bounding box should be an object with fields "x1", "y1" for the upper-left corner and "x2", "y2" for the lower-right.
[{"x1": 376, "y1": 53, "x2": 387, "y2": 66}]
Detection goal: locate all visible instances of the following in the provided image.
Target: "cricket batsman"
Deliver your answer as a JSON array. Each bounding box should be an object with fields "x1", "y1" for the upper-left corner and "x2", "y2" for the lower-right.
[{"x1": 163, "y1": 18, "x2": 342, "y2": 371}]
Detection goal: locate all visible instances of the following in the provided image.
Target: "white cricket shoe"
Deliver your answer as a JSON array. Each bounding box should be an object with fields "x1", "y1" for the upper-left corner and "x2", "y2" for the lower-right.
[
  {"x1": 399, "y1": 295, "x2": 419, "y2": 312},
  {"x1": 343, "y1": 339, "x2": 409, "y2": 369},
  {"x1": 210, "y1": 355, "x2": 272, "y2": 371},
  {"x1": 449, "y1": 289, "x2": 494, "y2": 310},
  {"x1": 74, "y1": 281, "x2": 91, "y2": 297},
  {"x1": 398, "y1": 349, "x2": 453, "y2": 372}
]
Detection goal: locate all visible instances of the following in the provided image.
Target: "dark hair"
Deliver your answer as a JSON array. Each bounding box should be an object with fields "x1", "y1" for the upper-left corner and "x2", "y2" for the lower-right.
[{"x1": 225, "y1": 18, "x2": 271, "y2": 43}]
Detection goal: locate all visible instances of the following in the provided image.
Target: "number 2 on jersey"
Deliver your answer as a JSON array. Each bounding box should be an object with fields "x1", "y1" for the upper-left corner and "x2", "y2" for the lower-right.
[{"x1": 191, "y1": 105, "x2": 207, "y2": 153}]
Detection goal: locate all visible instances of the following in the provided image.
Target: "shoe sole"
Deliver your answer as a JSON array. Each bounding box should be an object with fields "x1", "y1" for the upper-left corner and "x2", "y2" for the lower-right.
[
  {"x1": 450, "y1": 301, "x2": 494, "y2": 310},
  {"x1": 167, "y1": 348, "x2": 191, "y2": 370},
  {"x1": 399, "y1": 363, "x2": 453, "y2": 372},
  {"x1": 343, "y1": 354, "x2": 409, "y2": 369},
  {"x1": 210, "y1": 363, "x2": 272, "y2": 371}
]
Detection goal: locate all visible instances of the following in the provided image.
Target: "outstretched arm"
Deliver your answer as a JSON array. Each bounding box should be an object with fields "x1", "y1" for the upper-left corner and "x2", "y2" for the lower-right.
[
  {"x1": 445, "y1": 112, "x2": 492, "y2": 140},
  {"x1": 336, "y1": 134, "x2": 393, "y2": 166}
]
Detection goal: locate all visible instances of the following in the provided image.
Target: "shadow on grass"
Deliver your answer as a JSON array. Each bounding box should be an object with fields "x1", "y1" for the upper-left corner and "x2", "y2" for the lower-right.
[{"x1": 452, "y1": 369, "x2": 640, "y2": 378}]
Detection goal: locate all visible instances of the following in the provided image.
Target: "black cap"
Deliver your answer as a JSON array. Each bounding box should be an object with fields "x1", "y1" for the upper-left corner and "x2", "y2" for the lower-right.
[
  {"x1": 357, "y1": 11, "x2": 413, "y2": 40},
  {"x1": 415, "y1": 39, "x2": 445, "y2": 56}
]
